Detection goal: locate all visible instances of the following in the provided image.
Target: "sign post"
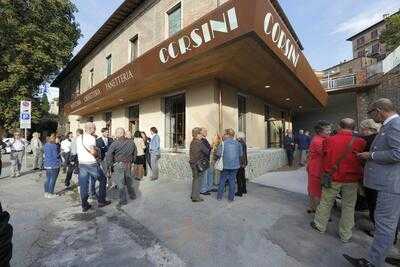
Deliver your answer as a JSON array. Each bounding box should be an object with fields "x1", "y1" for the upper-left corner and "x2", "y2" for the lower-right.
[{"x1": 20, "y1": 101, "x2": 31, "y2": 169}]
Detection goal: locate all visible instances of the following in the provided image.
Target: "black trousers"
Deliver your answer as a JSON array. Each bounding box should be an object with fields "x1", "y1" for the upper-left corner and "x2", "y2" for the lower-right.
[
  {"x1": 0, "y1": 158, "x2": 2, "y2": 177},
  {"x1": 365, "y1": 187, "x2": 378, "y2": 224},
  {"x1": 236, "y1": 167, "x2": 247, "y2": 195},
  {"x1": 286, "y1": 149, "x2": 294, "y2": 166},
  {"x1": 65, "y1": 155, "x2": 78, "y2": 187}
]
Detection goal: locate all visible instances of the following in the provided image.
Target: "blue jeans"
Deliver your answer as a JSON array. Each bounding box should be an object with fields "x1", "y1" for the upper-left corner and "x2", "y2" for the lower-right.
[
  {"x1": 78, "y1": 164, "x2": 107, "y2": 208},
  {"x1": 200, "y1": 167, "x2": 213, "y2": 193},
  {"x1": 368, "y1": 191, "x2": 400, "y2": 266},
  {"x1": 217, "y1": 169, "x2": 238, "y2": 201},
  {"x1": 44, "y1": 168, "x2": 60, "y2": 194}
]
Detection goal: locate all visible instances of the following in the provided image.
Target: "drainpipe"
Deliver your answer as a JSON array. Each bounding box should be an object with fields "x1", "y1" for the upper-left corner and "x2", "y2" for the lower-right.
[{"x1": 217, "y1": 79, "x2": 223, "y2": 133}]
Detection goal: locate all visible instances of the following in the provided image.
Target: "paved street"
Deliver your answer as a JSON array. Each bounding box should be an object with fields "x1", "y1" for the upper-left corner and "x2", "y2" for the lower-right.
[{"x1": 0, "y1": 155, "x2": 398, "y2": 267}]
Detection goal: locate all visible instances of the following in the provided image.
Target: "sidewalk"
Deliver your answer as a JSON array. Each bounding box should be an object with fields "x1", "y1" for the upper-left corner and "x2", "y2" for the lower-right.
[{"x1": 1, "y1": 156, "x2": 397, "y2": 266}]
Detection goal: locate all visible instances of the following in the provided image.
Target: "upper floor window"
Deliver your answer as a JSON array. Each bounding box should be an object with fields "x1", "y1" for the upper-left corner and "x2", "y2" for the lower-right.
[
  {"x1": 372, "y1": 43, "x2": 380, "y2": 54},
  {"x1": 356, "y1": 36, "x2": 365, "y2": 48},
  {"x1": 106, "y1": 54, "x2": 112, "y2": 77},
  {"x1": 167, "y1": 3, "x2": 182, "y2": 37},
  {"x1": 130, "y1": 35, "x2": 138, "y2": 62},
  {"x1": 89, "y1": 68, "x2": 94, "y2": 88},
  {"x1": 371, "y1": 29, "x2": 378, "y2": 39},
  {"x1": 357, "y1": 50, "x2": 365, "y2": 58}
]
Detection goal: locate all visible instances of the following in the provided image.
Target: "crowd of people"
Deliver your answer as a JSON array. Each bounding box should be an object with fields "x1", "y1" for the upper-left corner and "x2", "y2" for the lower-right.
[
  {"x1": 302, "y1": 98, "x2": 400, "y2": 267},
  {"x1": 1, "y1": 97, "x2": 399, "y2": 266}
]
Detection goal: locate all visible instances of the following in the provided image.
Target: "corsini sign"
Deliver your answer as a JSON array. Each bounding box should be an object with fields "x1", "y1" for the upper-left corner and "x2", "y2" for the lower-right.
[
  {"x1": 105, "y1": 69, "x2": 134, "y2": 91},
  {"x1": 263, "y1": 12, "x2": 300, "y2": 68},
  {"x1": 159, "y1": 7, "x2": 239, "y2": 64}
]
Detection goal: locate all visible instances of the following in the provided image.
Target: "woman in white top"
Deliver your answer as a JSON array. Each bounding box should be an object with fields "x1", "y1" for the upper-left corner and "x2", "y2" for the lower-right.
[{"x1": 133, "y1": 131, "x2": 146, "y2": 180}]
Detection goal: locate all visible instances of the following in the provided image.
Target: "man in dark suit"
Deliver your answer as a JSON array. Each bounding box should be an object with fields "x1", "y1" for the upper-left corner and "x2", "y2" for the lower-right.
[
  {"x1": 344, "y1": 98, "x2": 400, "y2": 267},
  {"x1": 96, "y1": 128, "x2": 113, "y2": 189}
]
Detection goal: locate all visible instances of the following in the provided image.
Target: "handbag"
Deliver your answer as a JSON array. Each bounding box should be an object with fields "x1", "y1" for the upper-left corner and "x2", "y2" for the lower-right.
[
  {"x1": 214, "y1": 142, "x2": 224, "y2": 171},
  {"x1": 196, "y1": 158, "x2": 210, "y2": 172},
  {"x1": 321, "y1": 136, "x2": 355, "y2": 188}
]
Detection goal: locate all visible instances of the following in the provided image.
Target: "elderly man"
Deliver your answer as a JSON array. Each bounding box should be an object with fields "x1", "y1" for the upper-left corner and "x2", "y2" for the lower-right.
[
  {"x1": 311, "y1": 118, "x2": 366, "y2": 242},
  {"x1": 76, "y1": 122, "x2": 111, "y2": 212},
  {"x1": 105, "y1": 128, "x2": 137, "y2": 206},
  {"x1": 344, "y1": 99, "x2": 400, "y2": 267},
  {"x1": 10, "y1": 131, "x2": 27, "y2": 177}
]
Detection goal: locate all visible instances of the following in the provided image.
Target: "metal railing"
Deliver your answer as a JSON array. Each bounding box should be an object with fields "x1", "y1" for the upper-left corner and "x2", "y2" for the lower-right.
[{"x1": 320, "y1": 74, "x2": 357, "y2": 89}]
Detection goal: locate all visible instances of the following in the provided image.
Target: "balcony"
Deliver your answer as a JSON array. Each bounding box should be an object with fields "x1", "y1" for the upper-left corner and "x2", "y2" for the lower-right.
[{"x1": 320, "y1": 74, "x2": 357, "y2": 90}]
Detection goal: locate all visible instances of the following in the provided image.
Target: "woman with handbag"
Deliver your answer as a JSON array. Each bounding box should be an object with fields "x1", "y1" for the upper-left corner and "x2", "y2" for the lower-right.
[
  {"x1": 189, "y1": 127, "x2": 210, "y2": 203},
  {"x1": 306, "y1": 121, "x2": 331, "y2": 213}
]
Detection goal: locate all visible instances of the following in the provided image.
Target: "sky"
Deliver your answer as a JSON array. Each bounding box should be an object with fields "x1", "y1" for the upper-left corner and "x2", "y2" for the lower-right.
[{"x1": 49, "y1": 0, "x2": 399, "y2": 99}]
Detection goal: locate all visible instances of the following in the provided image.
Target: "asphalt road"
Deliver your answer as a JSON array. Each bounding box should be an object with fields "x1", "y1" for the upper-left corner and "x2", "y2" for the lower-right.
[{"x1": 0, "y1": 155, "x2": 398, "y2": 266}]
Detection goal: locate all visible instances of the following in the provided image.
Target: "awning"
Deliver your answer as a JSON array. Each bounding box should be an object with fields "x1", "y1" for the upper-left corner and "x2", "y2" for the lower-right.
[{"x1": 63, "y1": 0, "x2": 327, "y2": 115}]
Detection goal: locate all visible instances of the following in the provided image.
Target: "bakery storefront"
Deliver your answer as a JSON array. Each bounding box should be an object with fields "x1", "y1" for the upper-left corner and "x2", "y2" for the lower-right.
[{"x1": 53, "y1": 0, "x2": 327, "y2": 153}]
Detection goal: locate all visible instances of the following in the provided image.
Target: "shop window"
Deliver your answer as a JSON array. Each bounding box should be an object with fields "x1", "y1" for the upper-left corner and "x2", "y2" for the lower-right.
[
  {"x1": 128, "y1": 105, "x2": 139, "y2": 134},
  {"x1": 165, "y1": 93, "x2": 185, "y2": 148},
  {"x1": 265, "y1": 105, "x2": 285, "y2": 148},
  {"x1": 106, "y1": 54, "x2": 112, "y2": 77},
  {"x1": 130, "y1": 35, "x2": 138, "y2": 62},
  {"x1": 105, "y1": 111, "x2": 112, "y2": 133},
  {"x1": 238, "y1": 95, "x2": 246, "y2": 133},
  {"x1": 89, "y1": 68, "x2": 94, "y2": 88},
  {"x1": 167, "y1": 3, "x2": 181, "y2": 37}
]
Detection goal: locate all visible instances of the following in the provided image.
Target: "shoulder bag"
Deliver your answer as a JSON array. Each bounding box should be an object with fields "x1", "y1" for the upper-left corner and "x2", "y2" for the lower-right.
[
  {"x1": 214, "y1": 142, "x2": 224, "y2": 171},
  {"x1": 321, "y1": 136, "x2": 355, "y2": 188}
]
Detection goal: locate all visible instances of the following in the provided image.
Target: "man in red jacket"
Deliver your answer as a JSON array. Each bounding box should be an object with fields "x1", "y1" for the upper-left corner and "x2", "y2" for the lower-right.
[{"x1": 311, "y1": 118, "x2": 366, "y2": 242}]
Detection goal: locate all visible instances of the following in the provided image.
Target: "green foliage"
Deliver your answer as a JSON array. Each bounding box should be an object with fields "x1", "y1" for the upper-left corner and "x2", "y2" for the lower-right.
[
  {"x1": 0, "y1": 0, "x2": 81, "y2": 130},
  {"x1": 381, "y1": 14, "x2": 400, "y2": 53}
]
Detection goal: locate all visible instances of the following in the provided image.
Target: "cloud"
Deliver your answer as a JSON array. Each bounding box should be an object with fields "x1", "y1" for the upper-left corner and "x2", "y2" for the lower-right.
[{"x1": 332, "y1": 0, "x2": 399, "y2": 36}]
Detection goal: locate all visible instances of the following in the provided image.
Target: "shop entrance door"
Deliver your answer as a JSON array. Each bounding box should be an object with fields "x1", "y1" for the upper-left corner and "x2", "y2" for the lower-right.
[{"x1": 128, "y1": 105, "x2": 139, "y2": 135}]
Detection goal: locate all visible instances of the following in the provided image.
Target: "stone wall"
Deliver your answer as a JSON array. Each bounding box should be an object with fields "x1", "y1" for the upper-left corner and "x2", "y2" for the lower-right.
[
  {"x1": 357, "y1": 65, "x2": 400, "y2": 122},
  {"x1": 158, "y1": 149, "x2": 287, "y2": 181}
]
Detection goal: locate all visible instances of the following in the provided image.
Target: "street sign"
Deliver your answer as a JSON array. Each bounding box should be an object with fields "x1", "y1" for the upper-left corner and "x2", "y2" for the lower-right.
[{"x1": 20, "y1": 100, "x2": 31, "y2": 129}]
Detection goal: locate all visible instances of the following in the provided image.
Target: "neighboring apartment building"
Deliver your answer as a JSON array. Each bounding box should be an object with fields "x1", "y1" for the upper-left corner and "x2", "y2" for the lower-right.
[
  {"x1": 52, "y1": 0, "x2": 327, "y2": 152},
  {"x1": 347, "y1": 11, "x2": 399, "y2": 61}
]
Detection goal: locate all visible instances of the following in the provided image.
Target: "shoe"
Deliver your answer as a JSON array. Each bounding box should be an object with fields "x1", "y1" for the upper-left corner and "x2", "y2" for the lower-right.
[
  {"x1": 134, "y1": 177, "x2": 142, "y2": 181},
  {"x1": 200, "y1": 192, "x2": 211, "y2": 195},
  {"x1": 235, "y1": 193, "x2": 243, "y2": 197},
  {"x1": 307, "y1": 209, "x2": 315, "y2": 214},
  {"x1": 47, "y1": 194, "x2": 58, "y2": 199},
  {"x1": 65, "y1": 186, "x2": 72, "y2": 191},
  {"x1": 117, "y1": 201, "x2": 128, "y2": 208},
  {"x1": 44, "y1": 193, "x2": 49, "y2": 198},
  {"x1": 340, "y1": 237, "x2": 352, "y2": 243},
  {"x1": 310, "y1": 222, "x2": 324, "y2": 234},
  {"x1": 98, "y1": 200, "x2": 112, "y2": 208},
  {"x1": 129, "y1": 194, "x2": 136, "y2": 200},
  {"x1": 343, "y1": 254, "x2": 375, "y2": 267},
  {"x1": 210, "y1": 188, "x2": 218, "y2": 192},
  {"x1": 192, "y1": 198, "x2": 204, "y2": 203},
  {"x1": 82, "y1": 204, "x2": 92, "y2": 212},
  {"x1": 151, "y1": 178, "x2": 158, "y2": 181},
  {"x1": 362, "y1": 229, "x2": 374, "y2": 238},
  {"x1": 386, "y1": 257, "x2": 400, "y2": 266}
]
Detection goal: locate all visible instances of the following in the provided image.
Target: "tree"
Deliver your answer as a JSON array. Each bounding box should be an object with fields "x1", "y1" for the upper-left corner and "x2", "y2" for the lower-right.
[
  {"x1": 381, "y1": 14, "x2": 400, "y2": 53},
  {"x1": 0, "y1": 0, "x2": 81, "y2": 130}
]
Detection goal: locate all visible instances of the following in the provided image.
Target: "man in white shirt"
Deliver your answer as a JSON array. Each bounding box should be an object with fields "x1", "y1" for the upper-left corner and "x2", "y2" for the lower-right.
[
  {"x1": 60, "y1": 132, "x2": 72, "y2": 173},
  {"x1": 76, "y1": 122, "x2": 111, "y2": 212},
  {"x1": 10, "y1": 131, "x2": 27, "y2": 177}
]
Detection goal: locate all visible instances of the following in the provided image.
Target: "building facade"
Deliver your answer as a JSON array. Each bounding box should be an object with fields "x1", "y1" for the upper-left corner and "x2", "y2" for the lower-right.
[
  {"x1": 347, "y1": 11, "x2": 399, "y2": 61},
  {"x1": 53, "y1": 0, "x2": 326, "y2": 154}
]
